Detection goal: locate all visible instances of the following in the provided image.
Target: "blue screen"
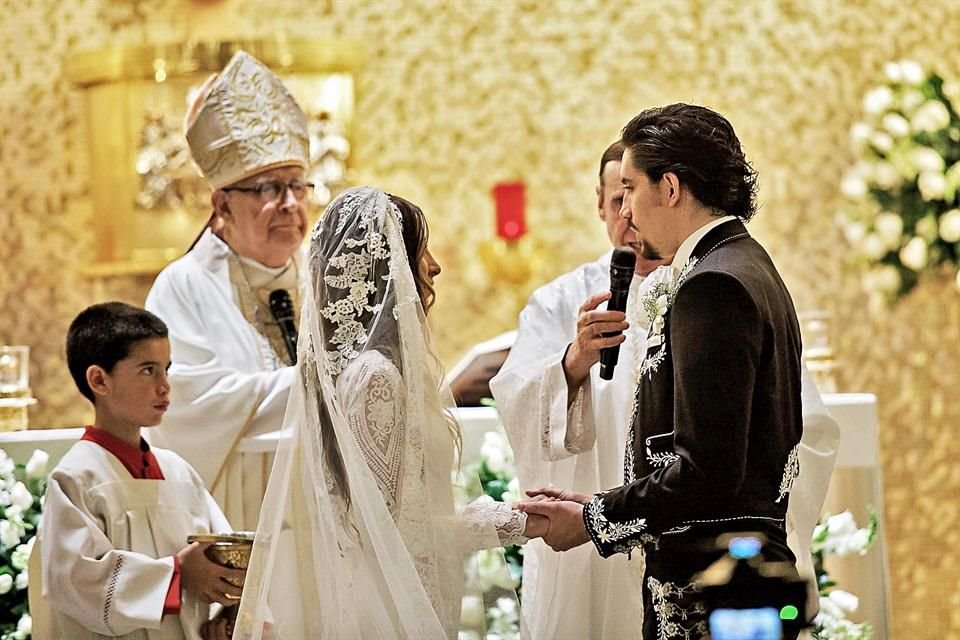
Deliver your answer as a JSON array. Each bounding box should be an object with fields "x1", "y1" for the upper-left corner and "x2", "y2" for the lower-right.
[{"x1": 709, "y1": 607, "x2": 783, "y2": 640}]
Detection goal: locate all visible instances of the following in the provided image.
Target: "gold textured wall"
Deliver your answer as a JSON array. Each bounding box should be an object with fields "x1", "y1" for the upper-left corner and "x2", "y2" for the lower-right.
[{"x1": 1, "y1": 0, "x2": 958, "y2": 635}]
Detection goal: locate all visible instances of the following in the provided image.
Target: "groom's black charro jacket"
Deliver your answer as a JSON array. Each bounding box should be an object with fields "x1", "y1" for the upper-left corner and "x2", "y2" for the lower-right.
[{"x1": 583, "y1": 219, "x2": 804, "y2": 556}]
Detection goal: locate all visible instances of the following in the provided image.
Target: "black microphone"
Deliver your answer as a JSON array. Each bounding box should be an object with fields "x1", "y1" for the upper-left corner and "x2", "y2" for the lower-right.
[
  {"x1": 268, "y1": 289, "x2": 299, "y2": 365},
  {"x1": 599, "y1": 247, "x2": 637, "y2": 380}
]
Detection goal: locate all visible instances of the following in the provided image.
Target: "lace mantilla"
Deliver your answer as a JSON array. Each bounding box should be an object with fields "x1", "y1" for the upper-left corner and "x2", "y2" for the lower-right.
[{"x1": 314, "y1": 191, "x2": 403, "y2": 375}]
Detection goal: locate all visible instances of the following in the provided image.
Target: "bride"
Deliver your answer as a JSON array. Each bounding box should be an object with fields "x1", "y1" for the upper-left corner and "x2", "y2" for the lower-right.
[{"x1": 234, "y1": 187, "x2": 544, "y2": 639}]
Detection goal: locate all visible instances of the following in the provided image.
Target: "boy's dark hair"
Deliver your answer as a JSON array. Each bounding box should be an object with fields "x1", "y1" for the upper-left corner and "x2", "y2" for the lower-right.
[
  {"x1": 66, "y1": 302, "x2": 168, "y2": 403},
  {"x1": 621, "y1": 103, "x2": 759, "y2": 220}
]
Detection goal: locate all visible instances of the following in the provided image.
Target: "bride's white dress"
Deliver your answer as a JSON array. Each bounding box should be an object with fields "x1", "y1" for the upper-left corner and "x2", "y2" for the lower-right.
[{"x1": 234, "y1": 187, "x2": 526, "y2": 640}]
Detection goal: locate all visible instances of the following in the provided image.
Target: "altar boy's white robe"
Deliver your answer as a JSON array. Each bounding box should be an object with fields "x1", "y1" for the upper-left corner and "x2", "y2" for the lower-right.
[
  {"x1": 145, "y1": 229, "x2": 303, "y2": 529},
  {"x1": 40, "y1": 441, "x2": 231, "y2": 640},
  {"x1": 492, "y1": 251, "x2": 840, "y2": 637}
]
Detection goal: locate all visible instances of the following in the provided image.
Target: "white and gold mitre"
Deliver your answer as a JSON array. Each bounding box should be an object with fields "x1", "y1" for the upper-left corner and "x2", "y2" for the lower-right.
[{"x1": 185, "y1": 50, "x2": 309, "y2": 189}]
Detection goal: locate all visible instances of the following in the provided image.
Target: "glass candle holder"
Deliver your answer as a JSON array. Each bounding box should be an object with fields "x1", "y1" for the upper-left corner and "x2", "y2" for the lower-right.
[
  {"x1": 798, "y1": 311, "x2": 838, "y2": 394},
  {"x1": 0, "y1": 346, "x2": 37, "y2": 431}
]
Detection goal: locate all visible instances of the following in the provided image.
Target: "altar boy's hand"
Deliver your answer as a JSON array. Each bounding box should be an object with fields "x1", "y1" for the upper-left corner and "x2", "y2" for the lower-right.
[
  {"x1": 516, "y1": 500, "x2": 590, "y2": 552},
  {"x1": 178, "y1": 542, "x2": 247, "y2": 606}
]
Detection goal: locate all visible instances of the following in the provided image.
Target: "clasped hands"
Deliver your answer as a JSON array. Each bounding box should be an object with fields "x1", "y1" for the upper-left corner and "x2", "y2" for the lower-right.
[{"x1": 515, "y1": 487, "x2": 592, "y2": 552}]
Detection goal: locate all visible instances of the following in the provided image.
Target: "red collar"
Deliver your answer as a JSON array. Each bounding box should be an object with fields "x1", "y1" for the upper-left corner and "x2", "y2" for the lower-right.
[{"x1": 82, "y1": 427, "x2": 165, "y2": 480}]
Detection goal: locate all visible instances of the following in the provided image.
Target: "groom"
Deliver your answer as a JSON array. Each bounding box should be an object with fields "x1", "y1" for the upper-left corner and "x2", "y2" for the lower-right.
[{"x1": 519, "y1": 103, "x2": 804, "y2": 639}]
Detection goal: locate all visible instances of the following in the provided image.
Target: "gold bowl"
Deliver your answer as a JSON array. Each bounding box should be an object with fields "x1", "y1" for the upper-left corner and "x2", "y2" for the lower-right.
[{"x1": 187, "y1": 532, "x2": 256, "y2": 589}]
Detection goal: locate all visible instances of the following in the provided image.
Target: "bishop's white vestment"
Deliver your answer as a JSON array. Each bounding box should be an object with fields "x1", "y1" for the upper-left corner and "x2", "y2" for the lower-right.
[
  {"x1": 39, "y1": 441, "x2": 230, "y2": 640},
  {"x1": 145, "y1": 229, "x2": 305, "y2": 529}
]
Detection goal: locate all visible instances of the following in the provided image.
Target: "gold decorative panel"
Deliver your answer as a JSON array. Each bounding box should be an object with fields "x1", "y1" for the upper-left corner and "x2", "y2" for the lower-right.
[{"x1": 1, "y1": 0, "x2": 958, "y2": 635}]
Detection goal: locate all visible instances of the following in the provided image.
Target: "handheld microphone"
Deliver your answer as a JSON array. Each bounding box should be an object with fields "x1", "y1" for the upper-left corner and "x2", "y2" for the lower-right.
[
  {"x1": 599, "y1": 247, "x2": 637, "y2": 380},
  {"x1": 268, "y1": 289, "x2": 299, "y2": 365}
]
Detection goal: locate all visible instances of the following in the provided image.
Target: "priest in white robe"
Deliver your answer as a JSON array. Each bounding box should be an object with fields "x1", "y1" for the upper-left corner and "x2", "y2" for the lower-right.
[
  {"x1": 491, "y1": 142, "x2": 839, "y2": 637},
  {"x1": 145, "y1": 51, "x2": 312, "y2": 529}
]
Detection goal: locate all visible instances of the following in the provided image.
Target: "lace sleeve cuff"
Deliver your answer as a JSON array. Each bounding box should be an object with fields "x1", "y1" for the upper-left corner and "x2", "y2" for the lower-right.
[{"x1": 461, "y1": 498, "x2": 529, "y2": 548}]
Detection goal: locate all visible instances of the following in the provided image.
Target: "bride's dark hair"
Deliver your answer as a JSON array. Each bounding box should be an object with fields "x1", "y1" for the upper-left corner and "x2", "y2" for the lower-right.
[{"x1": 389, "y1": 194, "x2": 436, "y2": 312}]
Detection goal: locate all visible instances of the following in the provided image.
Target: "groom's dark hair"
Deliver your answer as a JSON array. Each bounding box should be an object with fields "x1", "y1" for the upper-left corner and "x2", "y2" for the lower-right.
[{"x1": 621, "y1": 103, "x2": 758, "y2": 220}]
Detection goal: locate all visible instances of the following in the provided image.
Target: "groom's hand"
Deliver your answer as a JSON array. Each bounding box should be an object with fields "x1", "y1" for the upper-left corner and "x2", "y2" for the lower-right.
[
  {"x1": 525, "y1": 486, "x2": 591, "y2": 504},
  {"x1": 516, "y1": 500, "x2": 590, "y2": 552}
]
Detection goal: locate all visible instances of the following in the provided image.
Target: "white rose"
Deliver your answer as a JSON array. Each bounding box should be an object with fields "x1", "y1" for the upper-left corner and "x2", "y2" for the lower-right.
[
  {"x1": 911, "y1": 100, "x2": 951, "y2": 133},
  {"x1": 841, "y1": 172, "x2": 868, "y2": 199},
  {"x1": 0, "y1": 574, "x2": 12, "y2": 595},
  {"x1": 16, "y1": 613, "x2": 31, "y2": 638},
  {"x1": 15, "y1": 570, "x2": 27, "y2": 590},
  {"x1": 849, "y1": 122, "x2": 872, "y2": 148},
  {"x1": 25, "y1": 449, "x2": 49, "y2": 480},
  {"x1": 863, "y1": 86, "x2": 894, "y2": 114},
  {"x1": 874, "y1": 265, "x2": 902, "y2": 292},
  {"x1": 939, "y1": 209, "x2": 960, "y2": 242},
  {"x1": 916, "y1": 215, "x2": 940, "y2": 242},
  {"x1": 860, "y1": 233, "x2": 888, "y2": 260},
  {"x1": 883, "y1": 62, "x2": 903, "y2": 84},
  {"x1": 0, "y1": 490, "x2": 11, "y2": 507},
  {"x1": 918, "y1": 171, "x2": 947, "y2": 201},
  {"x1": 10, "y1": 482, "x2": 33, "y2": 511},
  {"x1": 825, "y1": 511, "x2": 857, "y2": 536},
  {"x1": 899, "y1": 60, "x2": 926, "y2": 85},
  {"x1": 899, "y1": 236, "x2": 928, "y2": 271},
  {"x1": 848, "y1": 528, "x2": 873, "y2": 554},
  {"x1": 828, "y1": 589, "x2": 860, "y2": 613},
  {"x1": 0, "y1": 520, "x2": 20, "y2": 550},
  {"x1": 869, "y1": 132, "x2": 894, "y2": 153},
  {"x1": 901, "y1": 89, "x2": 925, "y2": 112},
  {"x1": 871, "y1": 162, "x2": 902, "y2": 190},
  {"x1": 842, "y1": 219, "x2": 867, "y2": 245},
  {"x1": 911, "y1": 147, "x2": 946, "y2": 173},
  {"x1": 881, "y1": 113, "x2": 910, "y2": 138},
  {"x1": 873, "y1": 212, "x2": 903, "y2": 247}
]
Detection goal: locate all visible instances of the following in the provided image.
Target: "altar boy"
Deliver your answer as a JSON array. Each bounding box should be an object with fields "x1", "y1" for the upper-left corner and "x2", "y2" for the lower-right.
[{"x1": 39, "y1": 302, "x2": 243, "y2": 639}]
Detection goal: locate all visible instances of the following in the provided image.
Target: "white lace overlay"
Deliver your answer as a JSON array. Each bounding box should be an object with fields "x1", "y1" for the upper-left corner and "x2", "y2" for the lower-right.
[
  {"x1": 339, "y1": 352, "x2": 406, "y2": 516},
  {"x1": 461, "y1": 497, "x2": 529, "y2": 546}
]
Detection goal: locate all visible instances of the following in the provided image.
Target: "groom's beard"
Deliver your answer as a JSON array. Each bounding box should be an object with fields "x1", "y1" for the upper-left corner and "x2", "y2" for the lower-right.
[{"x1": 639, "y1": 240, "x2": 663, "y2": 260}]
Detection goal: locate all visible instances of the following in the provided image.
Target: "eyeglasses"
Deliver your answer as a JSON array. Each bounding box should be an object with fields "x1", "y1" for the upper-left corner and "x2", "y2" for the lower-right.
[{"x1": 223, "y1": 180, "x2": 315, "y2": 203}]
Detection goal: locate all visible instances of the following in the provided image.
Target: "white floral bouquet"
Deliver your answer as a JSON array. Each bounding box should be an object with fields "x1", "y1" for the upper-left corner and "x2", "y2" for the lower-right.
[
  {"x1": 811, "y1": 510, "x2": 879, "y2": 640},
  {"x1": 457, "y1": 429, "x2": 522, "y2": 640},
  {"x1": 0, "y1": 449, "x2": 48, "y2": 640},
  {"x1": 840, "y1": 59, "x2": 960, "y2": 303}
]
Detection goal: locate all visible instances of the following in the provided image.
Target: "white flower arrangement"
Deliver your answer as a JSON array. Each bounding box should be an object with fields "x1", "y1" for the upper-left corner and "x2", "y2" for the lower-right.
[
  {"x1": 811, "y1": 510, "x2": 879, "y2": 640},
  {"x1": 839, "y1": 60, "x2": 960, "y2": 303},
  {"x1": 0, "y1": 448, "x2": 47, "y2": 640}
]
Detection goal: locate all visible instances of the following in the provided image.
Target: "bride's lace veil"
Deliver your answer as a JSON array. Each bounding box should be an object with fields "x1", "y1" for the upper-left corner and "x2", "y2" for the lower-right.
[{"x1": 234, "y1": 187, "x2": 519, "y2": 639}]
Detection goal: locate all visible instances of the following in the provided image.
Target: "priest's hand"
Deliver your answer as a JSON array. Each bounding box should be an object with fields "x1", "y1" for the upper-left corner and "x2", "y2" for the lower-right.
[
  {"x1": 515, "y1": 499, "x2": 590, "y2": 552},
  {"x1": 177, "y1": 542, "x2": 247, "y2": 606},
  {"x1": 563, "y1": 292, "x2": 629, "y2": 391},
  {"x1": 525, "y1": 486, "x2": 591, "y2": 504}
]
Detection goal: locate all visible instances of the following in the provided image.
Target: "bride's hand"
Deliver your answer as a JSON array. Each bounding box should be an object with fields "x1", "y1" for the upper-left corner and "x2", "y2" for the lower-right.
[{"x1": 522, "y1": 512, "x2": 551, "y2": 540}]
